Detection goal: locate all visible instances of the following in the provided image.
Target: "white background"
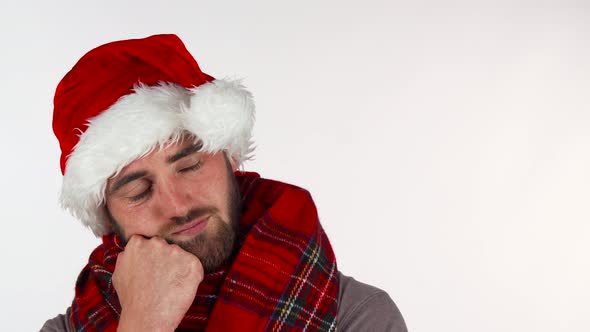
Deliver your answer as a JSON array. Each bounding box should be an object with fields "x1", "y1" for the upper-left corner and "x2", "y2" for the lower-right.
[{"x1": 0, "y1": 1, "x2": 589, "y2": 331}]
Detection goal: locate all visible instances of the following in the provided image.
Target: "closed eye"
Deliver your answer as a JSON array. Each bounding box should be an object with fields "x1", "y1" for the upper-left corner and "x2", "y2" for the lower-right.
[
  {"x1": 129, "y1": 184, "x2": 153, "y2": 202},
  {"x1": 180, "y1": 161, "x2": 202, "y2": 173}
]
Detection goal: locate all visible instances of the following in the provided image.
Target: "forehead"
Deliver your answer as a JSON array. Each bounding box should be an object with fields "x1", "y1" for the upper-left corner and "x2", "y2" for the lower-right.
[{"x1": 112, "y1": 136, "x2": 201, "y2": 176}]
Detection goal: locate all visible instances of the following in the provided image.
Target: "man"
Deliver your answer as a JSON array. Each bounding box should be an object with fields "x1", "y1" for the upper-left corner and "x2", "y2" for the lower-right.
[{"x1": 42, "y1": 34, "x2": 407, "y2": 331}]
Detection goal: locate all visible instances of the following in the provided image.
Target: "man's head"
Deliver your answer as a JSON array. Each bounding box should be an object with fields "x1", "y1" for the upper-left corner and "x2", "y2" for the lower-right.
[
  {"x1": 105, "y1": 135, "x2": 241, "y2": 272},
  {"x1": 53, "y1": 34, "x2": 255, "y2": 239}
]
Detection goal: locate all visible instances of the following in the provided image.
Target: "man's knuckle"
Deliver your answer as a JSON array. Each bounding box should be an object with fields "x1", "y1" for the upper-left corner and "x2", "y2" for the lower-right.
[{"x1": 127, "y1": 235, "x2": 144, "y2": 247}]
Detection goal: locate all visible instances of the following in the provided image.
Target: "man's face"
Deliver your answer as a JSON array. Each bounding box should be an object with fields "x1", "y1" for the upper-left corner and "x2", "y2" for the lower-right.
[{"x1": 105, "y1": 137, "x2": 241, "y2": 272}]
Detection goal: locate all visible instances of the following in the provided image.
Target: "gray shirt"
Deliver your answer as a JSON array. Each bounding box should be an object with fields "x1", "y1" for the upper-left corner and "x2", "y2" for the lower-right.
[{"x1": 41, "y1": 272, "x2": 407, "y2": 331}]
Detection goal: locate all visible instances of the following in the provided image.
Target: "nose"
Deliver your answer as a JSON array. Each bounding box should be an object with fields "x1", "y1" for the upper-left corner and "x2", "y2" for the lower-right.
[{"x1": 155, "y1": 176, "x2": 192, "y2": 221}]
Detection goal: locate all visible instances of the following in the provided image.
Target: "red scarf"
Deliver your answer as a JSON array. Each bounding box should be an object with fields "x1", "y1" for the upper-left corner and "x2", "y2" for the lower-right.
[{"x1": 70, "y1": 173, "x2": 339, "y2": 331}]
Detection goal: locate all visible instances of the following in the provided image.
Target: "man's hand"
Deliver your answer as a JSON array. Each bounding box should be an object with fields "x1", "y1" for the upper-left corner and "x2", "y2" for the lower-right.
[{"x1": 112, "y1": 235, "x2": 204, "y2": 332}]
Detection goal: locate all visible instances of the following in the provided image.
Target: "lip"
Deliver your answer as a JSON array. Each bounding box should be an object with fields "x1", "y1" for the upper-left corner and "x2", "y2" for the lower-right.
[{"x1": 171, "y1": 216, "x2": 210, "y2": 237}]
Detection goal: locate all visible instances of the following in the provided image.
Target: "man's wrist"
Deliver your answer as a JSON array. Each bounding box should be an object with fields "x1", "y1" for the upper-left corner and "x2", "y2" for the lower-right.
[{"x1": 117, "y1": 310, "x2": 177, "y2": 332}]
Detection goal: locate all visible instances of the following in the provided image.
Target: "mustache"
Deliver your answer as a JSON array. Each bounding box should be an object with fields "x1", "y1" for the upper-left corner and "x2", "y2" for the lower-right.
[{"x1": 170, "y1": 207, "x2": 218, "y2": 226}]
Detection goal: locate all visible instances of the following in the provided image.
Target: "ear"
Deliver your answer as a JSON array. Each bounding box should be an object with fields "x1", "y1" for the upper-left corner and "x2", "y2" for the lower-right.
[
  {"x1": 229, "y1": 157, "x2": 239, "y2": 171},
  {"x1": 224, "y1": 150, "x2": 240, "y2": 171}
]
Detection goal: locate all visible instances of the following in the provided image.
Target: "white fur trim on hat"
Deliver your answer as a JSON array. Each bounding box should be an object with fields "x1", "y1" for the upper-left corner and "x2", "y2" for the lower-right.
[{"x1": 60, "y1": 79, "x2": 255, "y2": 236}]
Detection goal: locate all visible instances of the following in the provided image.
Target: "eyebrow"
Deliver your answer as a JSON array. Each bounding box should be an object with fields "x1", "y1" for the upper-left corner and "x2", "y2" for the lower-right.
[
  {"x1": 109, "y1": 142, "x2": 203, "y2": 195},
  {"x1": 109, "y1": 171, "x2": 148, "y2": 194},
  {"x1": 166, "y1": 142, "x2": 203, "y2": 164}
]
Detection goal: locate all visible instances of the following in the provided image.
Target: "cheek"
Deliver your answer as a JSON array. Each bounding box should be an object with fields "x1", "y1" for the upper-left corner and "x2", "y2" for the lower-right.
[
  {"x1": 107, "y1": 199, "x2": 156, "y2": 236},
  {"x1": 183, "y1": 177, "x2": 222, "y2": 207},
  {"x1": 185, "y1": 161, "x2": 231, "y2": 211}
]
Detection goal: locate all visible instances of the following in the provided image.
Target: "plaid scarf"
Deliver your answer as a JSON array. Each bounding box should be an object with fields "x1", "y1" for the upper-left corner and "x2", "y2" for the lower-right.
[{"x1": 70, "y1": 172, "x2": 339, "y2": 331}]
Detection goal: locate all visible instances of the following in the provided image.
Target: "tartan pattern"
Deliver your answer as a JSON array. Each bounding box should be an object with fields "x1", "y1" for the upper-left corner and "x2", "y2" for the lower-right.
[
  {"x1": 70, "y1": 235, "x2": 123, "y2": 332},
  {"x1": 71, "y1": 172, "x2": 338, "y2": 331}
]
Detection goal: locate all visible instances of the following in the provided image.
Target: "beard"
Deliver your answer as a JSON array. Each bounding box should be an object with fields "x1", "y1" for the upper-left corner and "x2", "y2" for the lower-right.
[
  {"x1": 167, "y1": 162, "x2": 241, "y2": 272},
  {"x1": 108, "y1": 155, "x2": 242, "y2": 273},
  {"x1": 171, "y1": 213, "x2": 237, "y2": 272}
]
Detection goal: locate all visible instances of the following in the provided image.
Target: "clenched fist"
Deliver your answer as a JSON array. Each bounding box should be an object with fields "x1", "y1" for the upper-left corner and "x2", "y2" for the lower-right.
[{"x1": 113, "y1": 235, "x2": 204, "y2": 332}]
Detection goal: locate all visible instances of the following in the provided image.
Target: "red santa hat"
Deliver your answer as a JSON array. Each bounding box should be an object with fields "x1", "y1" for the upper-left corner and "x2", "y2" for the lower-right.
[{"x1": 53, "y1": 34, "x2": 255, "y2": 236}]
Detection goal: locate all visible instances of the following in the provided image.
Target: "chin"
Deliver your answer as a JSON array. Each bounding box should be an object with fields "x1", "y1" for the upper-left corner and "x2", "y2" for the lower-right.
[{"x1": 173, "y1": 217, "x2": 236, "y2": 273}]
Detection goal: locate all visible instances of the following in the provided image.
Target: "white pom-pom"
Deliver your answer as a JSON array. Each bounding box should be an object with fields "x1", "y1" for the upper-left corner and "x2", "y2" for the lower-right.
[{"x1": 183, "y1": 79, "x2": 255, "y2": 165}]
